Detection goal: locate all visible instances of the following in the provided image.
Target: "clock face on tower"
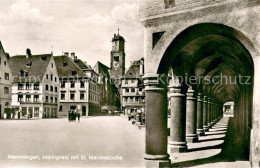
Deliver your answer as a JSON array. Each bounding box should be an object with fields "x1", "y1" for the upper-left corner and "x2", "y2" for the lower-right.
[{"x1": 113, "y1": 62, "x2": 119, "y2": 68}]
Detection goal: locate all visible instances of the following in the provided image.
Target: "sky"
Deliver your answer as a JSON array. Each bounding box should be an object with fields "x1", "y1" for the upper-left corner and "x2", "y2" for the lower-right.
[{"x1": 0, "y1": 0, "x2": 144, "y2": 68}]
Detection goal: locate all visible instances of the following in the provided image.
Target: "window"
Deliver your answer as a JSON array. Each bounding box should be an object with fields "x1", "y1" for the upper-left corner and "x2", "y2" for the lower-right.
[
  {"x1": 18, "y1": 83, "x2": 24, "y2": 90},
  {"x1": 130, "y1": 97, "x2": 133, "y2": 102},
  {"x1": 4, "y1": 73, "x2": 9, "y2": 80},
  {"x1": 34, "y1": 107, "x2": 39, "y2": 117},
  {"x1": 55, "y1": 87, "x2": 58, "y2": 92},
  {"x1": 80, "y1": 93, "x2": 85, "y2": 100},
  {"x1": 139, "y1": 88, "x2": 142, "y2": 92},
  {"x1": 50, "y1": 85, "x2": 53, "y2": 92},
  {"x1": 131, "y1": 88, "x2": 135, "y2": 92},
  {"x1": 61, "y1": 81, "x2": 65, "y2": 88},
  {"x1": 46, "y1": 74, "x2": 48, "y2": 79},
  {"x1": 70, "y1": 93, "x2": 75, "y2": 100},
  {"x1": 59, "y1": 106, "x2": 63, "y2": 111},
  {"x1": 34, "y1": 95, "x2": 39, "y2": 102},
  {"x1": 125, "y1": 97, "x2": 128, "y2": 102},
  {"x1": 45, "y1": 96, "x2": 49, "y2": 103},
  {"x1": 50, "y1": 97, "x2": 53, "y2": 103},
  {"x1": 55, "y1": 77, "x2": 57, "y2": 82},
  {"x1": 34, "y1": 83, "x2": 39, "y2": 90},
  {"x1": 26, "y1": 83, "x2": 31, "y2": 90},
  {"x1": 51, "y1": 63, "x2": 53, "y2": 68},
  {"x1": 51, "y1": 74, "x2": 53, "y2": 81},
  {"x1": 4, "y1": 87, "x2": 9, "y2": 94},
  {"x1": 61, "y1": 93, "x2": 65, "y2": 100},
  {"x1": 18, "y1": 95, "x2": 23, "y2": 102},
  {"x1": 45, "y1": 84, "x2": 49, "y2": 91},
  {"x1": 70, "y1": 81, "x2": 75, "y2": 88},
  {"x1": 126, "y1": 88, "x2": 129, "y2": 93},
  {"x1": 72, "y1": 71, "x2": 77, "y2": 75},
  {"x1": 4, "y1": 61, "x2": 6, "y2": 65},
  {"x1": 135, "y1": 97, "x2": 139, "y2": 102},
  {"x1": 125, "y1": 80, "x2": 128, "y2": 84},
  {"x1": 80, "y1": 81, "x2": 85, "y2": 88},
  {"x1": 63, "y1": 62, "x2": 68, "y2": 67},
  {"x1": 26, "y1": 95, "x2": 31, "y2": 102},
  {"x1": 20, "y1": 70, "x2": 28, "y2": 77},
  {"x1": 55, "y1": 97, "x2": 58, "y2": 103}
]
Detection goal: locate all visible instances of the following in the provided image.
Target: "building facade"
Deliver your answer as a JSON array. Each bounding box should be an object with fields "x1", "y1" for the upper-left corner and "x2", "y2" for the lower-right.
[
  {"x1": 121, "y1": 58, "x2": 145, "y2": 115},
  {"x1": 0, "y1": 41, "x2": 12, "y2": 119},
  {"x1": 54, "y1": 53, "x2": 100, "y2": 117},
  {"x1": 73, "y1": 56, "x2": 101, "y2": 116},
  {"x1": 9, "y1": 52, "x2": 60, "y2": 119}
]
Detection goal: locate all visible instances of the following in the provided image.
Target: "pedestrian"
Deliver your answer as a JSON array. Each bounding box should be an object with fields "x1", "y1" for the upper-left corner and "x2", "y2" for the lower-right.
[
  {"x1": 68, "y1": 111, "x2": 71, "y2": 122},
  {"x1": 77, "y1": 113, "x2": 80, "y2": 122}
]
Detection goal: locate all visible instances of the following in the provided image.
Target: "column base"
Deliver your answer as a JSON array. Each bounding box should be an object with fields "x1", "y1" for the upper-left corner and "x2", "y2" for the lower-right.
[
  {"x1": 197, "y1": 129, "x2": 205, "y2": 136},
  {"x1": 169, "y1": 141, "x2": 187, "y2": 153},
  {"x1": 146, "y1": 159, "x2": 171, "y2": 168},
  {"x1": 186, "y1": 134, "x2": 198, "y2": 143},
  {"x1": 207, "y1": 123, "x2": 212, "y2": 128},
  {"x1": 203, "y1": 126, "x2": 209, "y2": 132}
]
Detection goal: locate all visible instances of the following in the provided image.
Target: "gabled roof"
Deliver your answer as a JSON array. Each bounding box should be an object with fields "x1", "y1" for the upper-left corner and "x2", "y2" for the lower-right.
[
  {"x1": 9, "y1": 54, "x2": 52, "y2": 83},
  {"x1": 124, "y1": 58, "x2": 144, "y2": 87},
  {"x1": 93, "y1": 61, "x2": 110, "y2": 77},
  {"x1": 54, "y1": 56, "x2": 86, "y2": 78},
  {"x1": 0, "y1": 41, "x2": 10, "y2": 59}
]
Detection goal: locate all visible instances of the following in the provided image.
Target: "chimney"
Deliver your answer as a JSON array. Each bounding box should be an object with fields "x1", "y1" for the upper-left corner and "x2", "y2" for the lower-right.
[
  {"x1": 71, "y1": 52, "x2": 75, "y2": 60},
  {"x1": 64, "y1": 52, "x2": 69, "y2": 57},
  {"x1": 140, "y1": 58, "x2": 144, "y2": 75},
  {"x1": 26, "y1": 48, "x2": 32, "y2": 59}
]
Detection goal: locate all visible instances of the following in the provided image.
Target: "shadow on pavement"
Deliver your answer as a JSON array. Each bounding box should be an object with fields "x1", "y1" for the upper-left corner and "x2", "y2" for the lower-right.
[{"x1": 171, "y1": 117, "x2": 249, "y2": 167}]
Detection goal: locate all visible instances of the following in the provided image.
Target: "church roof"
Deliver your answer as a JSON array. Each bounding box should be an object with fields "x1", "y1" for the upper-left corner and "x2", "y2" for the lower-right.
[
  {"x1": 54, "y1": 56, "x2": 86, "y2": 78},
  {"x1": 9, "y1": 54, "x2": 52, "y2": 83},
  {"x1": 93, "y1": 61, "x2": 110, "y2": 77}
]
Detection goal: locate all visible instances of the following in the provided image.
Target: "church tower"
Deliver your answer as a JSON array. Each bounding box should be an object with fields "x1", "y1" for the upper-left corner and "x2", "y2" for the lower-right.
[{"x1": 110, "y1": 28, "x2": 125, "y2": 87}]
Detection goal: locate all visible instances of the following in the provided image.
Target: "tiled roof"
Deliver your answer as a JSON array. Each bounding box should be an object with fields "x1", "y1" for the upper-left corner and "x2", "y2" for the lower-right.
[
  {"x1": 93, "y1": 61, "x2": 110, "y2": 77},
  {"x1": 54, "y1": 56, "x2": 86, "y2": 78},
  {"x1": 9, "y1": 54, "x2": 52, "y2": 83},
  {"x1": 74, "y1": 59, "x2": 92, "y2": 71}
]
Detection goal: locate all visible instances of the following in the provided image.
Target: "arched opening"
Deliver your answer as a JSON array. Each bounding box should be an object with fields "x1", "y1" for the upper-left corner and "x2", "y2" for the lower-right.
[{"x1": 148, "y1": 23, "x2": 255, "y2": 166}]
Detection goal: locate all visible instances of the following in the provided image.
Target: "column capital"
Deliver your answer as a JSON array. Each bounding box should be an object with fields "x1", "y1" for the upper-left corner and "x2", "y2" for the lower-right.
[
  {"x1": 203, "y1": 96, "x2": 208, "y2": 103},
  {"x1": 143, "y1": 73, "x2": 168, "y2": 91},
  {"x1": 197, "y1": 93, "x2": 203, "y2": 102},
  {"x1": 168, "y1": 84, "x2": 187, "y2": 97},
  {"x1": 186, "y1": 89, "x2": 196, "y2": 100}
]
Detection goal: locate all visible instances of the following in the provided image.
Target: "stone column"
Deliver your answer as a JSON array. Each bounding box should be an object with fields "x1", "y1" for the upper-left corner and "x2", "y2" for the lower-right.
[
  {"x1": 203, "y1": 96, "x2": 209, "y2": 132},
  {"x1": 207, "y1": 98, "x2": 212, "y2": 128},
  {"x1": 143, "y1": 74, "x2": 170, "y2": 167},
  {"x1": 169, "y1": 84, "x2": 187, "y2": 153},
  {"x1": 211, "y1": 102, "x2": 215, "y2": 125},
  {"x1": 196, "y1": 93, "x2": 204, "y2": 136},
  {"x1": 186, "y1": 88, "x2": 198, "y2": 142},
  {"x1": 212, "y1": 103, "x2": 215, "y2": 124}
]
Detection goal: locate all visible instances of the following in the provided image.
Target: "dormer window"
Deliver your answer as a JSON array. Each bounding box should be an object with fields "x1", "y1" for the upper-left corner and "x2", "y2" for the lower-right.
[
  {"x1": 26, "y1": 61, "x2": 32, "y2": 67},
  {"x1": 63, "y1": 62, "x2": 68, "y2": 67},
  {"x1": 20, "y1": 70, "x2": 28, "y2": 77},
  {"x1": 72, "y1": 70, "x2": 77, "y2": 75},
  {"x1": 42, "y1": 56, "x2": 47, "y2": 61}
]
